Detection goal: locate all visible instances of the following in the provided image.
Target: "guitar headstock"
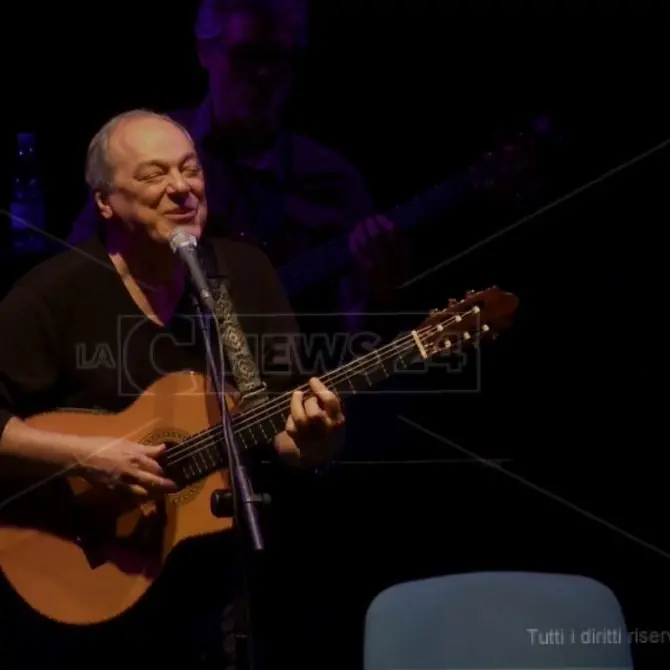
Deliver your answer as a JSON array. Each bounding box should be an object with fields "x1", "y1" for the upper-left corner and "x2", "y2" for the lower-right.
[{"x1": 414, "y1": 287, "x2": 519, "y2": 359}]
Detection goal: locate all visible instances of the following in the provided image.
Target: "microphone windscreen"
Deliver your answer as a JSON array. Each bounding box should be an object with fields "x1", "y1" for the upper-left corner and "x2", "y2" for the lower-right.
[{"x1": 168, "y1": 229, "x2": 198, "y2": 254}]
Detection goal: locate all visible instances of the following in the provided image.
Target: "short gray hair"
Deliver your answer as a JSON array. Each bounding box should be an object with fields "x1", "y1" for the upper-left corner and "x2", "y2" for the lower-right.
[
  {"x1": 195, "y1": 0, "x2": 308, "y2": 45},
  {"x1": 84, "y1": 109, "x2": 192, "y2": 195}
]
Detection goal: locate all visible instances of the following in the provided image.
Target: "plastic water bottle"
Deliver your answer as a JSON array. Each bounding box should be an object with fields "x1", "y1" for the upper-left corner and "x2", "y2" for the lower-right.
[{"x1": 10, "y1": 132, "x2": 49, "y2": 253}]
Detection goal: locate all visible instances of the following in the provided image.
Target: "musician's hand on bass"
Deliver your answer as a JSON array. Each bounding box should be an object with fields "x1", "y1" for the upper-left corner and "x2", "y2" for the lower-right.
[{"x1": 76, "y1": 438, "x2": 178, "y2": 497}]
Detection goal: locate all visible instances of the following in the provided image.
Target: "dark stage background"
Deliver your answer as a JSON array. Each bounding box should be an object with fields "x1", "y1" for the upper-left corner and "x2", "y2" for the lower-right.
[{"x1": 2, "y1": 1, "x2": 669, "y2": 668}]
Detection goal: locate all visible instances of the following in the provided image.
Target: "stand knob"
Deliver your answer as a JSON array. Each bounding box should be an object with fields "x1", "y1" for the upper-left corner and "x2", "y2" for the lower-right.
[
  {"x1": 210, "y1": 489, "x2": 272, "y2": 518},
  {"x1": 210, "y1": 489, "x2": 234, "y2": 517}
]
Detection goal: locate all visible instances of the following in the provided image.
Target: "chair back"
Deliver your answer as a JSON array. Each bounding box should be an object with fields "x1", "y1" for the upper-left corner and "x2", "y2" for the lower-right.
[{"x1": 364, "y1": 571, "x2": 633, "y2": 670}]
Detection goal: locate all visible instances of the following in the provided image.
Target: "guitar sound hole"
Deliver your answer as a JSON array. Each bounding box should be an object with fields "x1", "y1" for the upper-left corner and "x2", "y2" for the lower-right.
[{"x1": 161, "y1": 441, "x2": 186, "y2": 486}]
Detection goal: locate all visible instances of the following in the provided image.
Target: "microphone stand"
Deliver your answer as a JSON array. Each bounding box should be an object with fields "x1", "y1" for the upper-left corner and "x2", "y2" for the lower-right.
[{"x1": 190, "y1": 290, "x2": 267, "y2": 670}]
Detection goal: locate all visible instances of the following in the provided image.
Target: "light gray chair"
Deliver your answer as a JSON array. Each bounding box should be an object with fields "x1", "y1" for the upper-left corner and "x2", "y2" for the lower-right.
[{"x1": 364, "y1": 571, "x2": 633, "y2": 669}]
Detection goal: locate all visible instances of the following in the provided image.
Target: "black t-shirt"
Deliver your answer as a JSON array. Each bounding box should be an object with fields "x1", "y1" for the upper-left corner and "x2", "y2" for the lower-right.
[
  {"x1": 0, "y1": 234, "x2": 302, "y2": 665},
  {"x1": 0, "y1": 235, "x2": 301, "y2": 432}
]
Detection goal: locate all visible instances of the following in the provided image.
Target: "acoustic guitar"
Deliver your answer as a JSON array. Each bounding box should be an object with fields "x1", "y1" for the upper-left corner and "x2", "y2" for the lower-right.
[{"x1": 0, "y1": 287, "x2": 518, "y2": 626}]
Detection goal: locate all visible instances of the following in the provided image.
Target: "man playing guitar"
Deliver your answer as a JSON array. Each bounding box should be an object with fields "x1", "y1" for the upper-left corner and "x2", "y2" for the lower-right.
[{"x1": 0, "y1": 109, "x2": 344, "y2": 667}]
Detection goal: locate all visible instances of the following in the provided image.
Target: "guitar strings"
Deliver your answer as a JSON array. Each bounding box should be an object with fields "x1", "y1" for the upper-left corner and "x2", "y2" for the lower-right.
[
  {"x1": 163, "y1": 331, "x2": 417, "y2": 466},
  {"x1": 164, "y1": 311, "x2": 479, "y2": 468},
  {"x1": 164, "y1": 313, "x2": 478, "y2": 468},
  {"x1": 164, "y1": 332, "x2": 417, "y2": 468},
  {"x1": 222, "y1": 306, "x2": 482, "y2": 434}
]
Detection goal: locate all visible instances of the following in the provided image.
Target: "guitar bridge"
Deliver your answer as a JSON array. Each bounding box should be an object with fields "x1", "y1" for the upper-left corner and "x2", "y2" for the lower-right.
[
  {"x1": 70, "y1": 489, "x2": 165, "y2": 573},
  {"x1": 74, "y1": 532, "x2": 107, "y2": 570}
]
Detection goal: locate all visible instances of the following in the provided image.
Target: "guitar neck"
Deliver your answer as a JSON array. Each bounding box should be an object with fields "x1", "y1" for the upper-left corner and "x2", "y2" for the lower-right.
[
  {"x1": 168, "y1": 329, "x2": 422, "y2": 486},
  {"x1": 233, "y1": 329, "x2": 421, "y2": 448},
  {"x1": 164, "y1": 284, "x2": 517, "y2": 488},
  {"x1": 278, "y1": 172, "x2": 470, "y2": 297}
]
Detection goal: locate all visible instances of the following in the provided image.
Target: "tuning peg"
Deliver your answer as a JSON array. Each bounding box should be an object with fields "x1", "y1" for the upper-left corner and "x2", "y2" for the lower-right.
[
  {"x1": 430, "y1": 308, "x2": 439, "y2": 314},
  {"x1": 448, "y1": 298, "x2": 458, "y2": 306},
  {"x1": 466, "y1": 289, "x2": 477, "y2": 297}
]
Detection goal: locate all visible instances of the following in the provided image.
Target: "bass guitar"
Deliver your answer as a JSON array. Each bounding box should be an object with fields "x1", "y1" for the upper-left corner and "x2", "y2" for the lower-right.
[
  {"x1": 275, "y1": 117, "x2": 556, "y2": 297},
  {"x1": 0, "y1": 287, "x2": 518, "y2": 626}
]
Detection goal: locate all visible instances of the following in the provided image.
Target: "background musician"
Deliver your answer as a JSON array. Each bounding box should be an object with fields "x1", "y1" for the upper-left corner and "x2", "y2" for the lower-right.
[{"x1": 67, "y1": 0, "x2": 403, "y2": 334}]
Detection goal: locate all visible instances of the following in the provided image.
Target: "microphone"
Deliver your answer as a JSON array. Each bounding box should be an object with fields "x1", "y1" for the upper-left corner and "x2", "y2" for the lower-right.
[{"x1": 168, "y1": 229, "x2": 217, "y2": 313}]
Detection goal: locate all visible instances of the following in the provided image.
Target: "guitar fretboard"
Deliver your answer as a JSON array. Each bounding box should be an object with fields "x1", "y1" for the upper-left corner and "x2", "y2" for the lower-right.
[{"x1": 165, "y1": 331, "x2": 422, "y2": 486}]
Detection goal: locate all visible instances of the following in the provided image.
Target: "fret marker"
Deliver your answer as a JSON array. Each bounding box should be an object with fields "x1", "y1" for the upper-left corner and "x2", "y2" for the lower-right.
[{"x1": 463, "y1": 332, "x2": 471, "y2": 340}]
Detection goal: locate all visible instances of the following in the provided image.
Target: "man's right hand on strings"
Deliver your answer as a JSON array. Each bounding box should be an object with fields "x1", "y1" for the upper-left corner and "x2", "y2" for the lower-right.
[{"x1": 76, "y1": 438, "x2": 178, "y2": 496}]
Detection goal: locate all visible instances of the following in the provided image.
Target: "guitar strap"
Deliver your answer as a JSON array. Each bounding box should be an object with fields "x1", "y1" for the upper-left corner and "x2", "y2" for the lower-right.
[{"x1": 197, "y1": 240, "x2": 268, "y2": 409}]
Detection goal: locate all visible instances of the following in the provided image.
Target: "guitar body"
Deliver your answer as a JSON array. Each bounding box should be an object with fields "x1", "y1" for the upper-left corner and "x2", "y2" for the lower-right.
[{"x1": 0, "y1": 371, "x2": 237, "y2": 627}]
